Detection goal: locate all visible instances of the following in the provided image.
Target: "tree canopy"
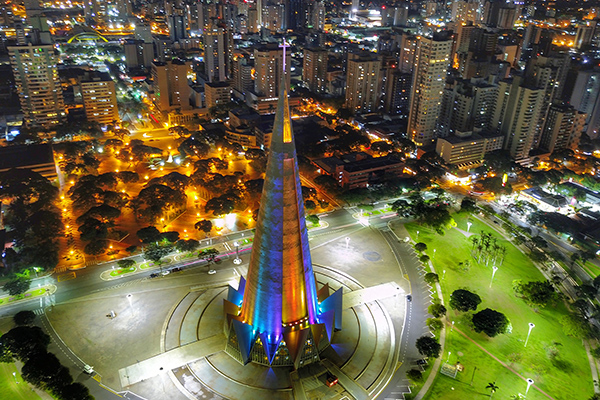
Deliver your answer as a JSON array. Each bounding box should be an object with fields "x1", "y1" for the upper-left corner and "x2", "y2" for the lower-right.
[
  {"x1": 472, "y1": 308, "x2": 510, "y2": 337},
  {"x1": 449, "y1": 289, "x2": 482, "y2": 312}
]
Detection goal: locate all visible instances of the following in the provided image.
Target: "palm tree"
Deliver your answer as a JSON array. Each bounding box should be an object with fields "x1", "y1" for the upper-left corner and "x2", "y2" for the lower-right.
[{"x1": 486, "y1": 382, "x2": 499, "y2": 399}]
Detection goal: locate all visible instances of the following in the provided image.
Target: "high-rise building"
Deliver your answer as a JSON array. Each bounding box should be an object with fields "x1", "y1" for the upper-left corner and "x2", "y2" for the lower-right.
[
  {"x1": 303, "y1": 47, "x2": 328, "y2": 94},
  {"x1": 151, "y1": 59, "x2": 192, "y2": 112},
  {"x1": 311, "y1": 1, "x2": 326, "y2": 31},
  {"x1": 568, "y1": 68, "x2": 600, "y2": 137},
  {"x1": 124, "y1": 40, "x2": 154, "y2": 70},
  {"x1": 204, "y1": 81, "x2": 231, "y2": 109},
  {"x1": 345, "y1": 53, "x2": 382, "y2": 114},
  {"x1": 253, "y1": 44, "x2": 291, "y2": 98},
  {"x1": 8, "y1": 44, "x2": 65, "y2": 128},
  {"x1": 575, "y1": 23, "x2": 595, "y2": 49},
  {"x1": 439, "y1": 77, "x2": 498, "y2": 136},
  {"x1": 83, "y1": 0, "x2": 99, "y2": 20},
  {"x1": 491, "y1": 77, "x2": 544, "y2": 160},
  {"x1": 384, "y1": 70, "x2": 412, "y2": 115},
  {"x1": 407, "y1": 33, "x2": 453, "y2": 145},
  {"x1": 204, "y1": 24, "x2": 233, "y2": 82},
  {"x1": 451, "y1": 0, "x2": 480, "y2": 25},
  {"x1": 233, "y1": 54, "x2": 254, "y2": 99},
  {"x1": 168, "y1": 14, "x2": 187, "y2": 41},
  {"x1": 80, "y1": 71, "x2": 118, "y2": 125},
  {"x1": 398, "y1": 33, "x2": 418, "y2": 74},
  {"x1": 540, "y1": 104, "x2": 586, "y2": 153},
  {"x1": 224, "y1": 71, "x2": 342, "y2": 368},
  {"x1": 527, "y1": 53, "x2": 571, "y2": 148}
]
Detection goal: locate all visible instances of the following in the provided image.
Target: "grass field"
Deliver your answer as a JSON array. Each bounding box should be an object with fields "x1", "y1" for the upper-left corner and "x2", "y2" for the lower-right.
[
  {"x1": 406, "y1": 212, "x2": 594, "y2": 400},
  {"x1": 0, "y1": 362, "x2": 41, "y2": 400}
]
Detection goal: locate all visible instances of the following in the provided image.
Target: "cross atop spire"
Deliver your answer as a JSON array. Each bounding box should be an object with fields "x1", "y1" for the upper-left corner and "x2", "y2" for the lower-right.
[{"x1": 279, "y1": 38, "x2": 290, "y2": 74}]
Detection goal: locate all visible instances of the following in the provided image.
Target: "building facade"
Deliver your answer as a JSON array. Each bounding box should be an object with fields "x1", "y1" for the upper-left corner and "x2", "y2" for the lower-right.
[{"x1": 8, "y1": 44, "x2": 65, "y2": 128}]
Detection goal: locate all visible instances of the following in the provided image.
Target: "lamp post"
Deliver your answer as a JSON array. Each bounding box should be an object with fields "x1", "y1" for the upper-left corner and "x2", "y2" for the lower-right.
[
  {"x1": 490, "y1": 266, "x2": 498, "y2": 288},
  {"x1": 446, "y1": 351, "x2": 451, "y2": 363},
  {"x1": 442, "y1": 269, "x2": 446, "y2": 280},
  {"x1": 525, "y1": 378, "x2": 535, "y2": 397},
  {"x1": 416, "y1": 230, "x2": 419, "y2": 240},
  {"x1": 233, "y1": 241, "x2": 242, "y2": 265},
  {"x1": 433, "y1": 249, "x2": 436, "y2": 259},
  {"x1": 467, "y1": 221, "x2": 472, "y2": 232},
  {"x1": 524, "y1": 323, "x2": 535, "y2": 347}
]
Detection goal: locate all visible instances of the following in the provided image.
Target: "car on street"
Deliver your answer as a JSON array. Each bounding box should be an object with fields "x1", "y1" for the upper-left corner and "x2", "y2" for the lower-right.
[
  {"x1": 83, "y1": 365, "x2": 94, "y2": 374},
  {"x1": 325, "y1": 373, "x2": 338, "y2": 387},
  {"x1": 208, "y1": 269, "x2": 216, "y2": 275},
  {"x1": 406, "y1": 295, "x2": 412, "y2": 302}
]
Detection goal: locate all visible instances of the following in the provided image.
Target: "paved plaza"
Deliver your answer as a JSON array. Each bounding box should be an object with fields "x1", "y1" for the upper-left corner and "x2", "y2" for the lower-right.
[{"x1": 45, "y1": 225, "x2": 411, "y2": 400}]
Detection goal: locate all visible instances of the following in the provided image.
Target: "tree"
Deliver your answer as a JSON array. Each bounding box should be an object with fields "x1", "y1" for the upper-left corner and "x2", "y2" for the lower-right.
[
  {"x1": 415, "y1": 242, "x2": 427, "y2": 252},
  {"x1": 199, "y1": 248, "x2": 219, "y2": 262},
  {"x1": 84, "y1": 240, "x2": 109, "y2": 256},
  {"x1": 306, "y1": 214, "x2": 320, "y2": 226},
  {"x1": 175, "y1": 239, "x2": 200, "y2": 252},
  {"x1": 461, "y1": 197, "x2": 477, "y2": 213},
  {"x1": 143, "y1": 243, "x2": 173, "y2": 264},
  {"x1": 415, "y1": 336, "x2": 441, "y2": 358},
  {"x1": 161, "y1": 231, "x2": 180, "y2": 243},
  {"x1": 472, "y1": 308, "x2": 510, "y2": 337},
  {"x1": 117, "y1": 259, "x2": 136, "y2": 269},
  {"x1": 486, "y1": 382, "x2": 499, "y2": 399},
  {"x1": 560, "y1": 313, "x2": 592, "y2": 338},
  {"x1": 424, "y1": 273, "x2": 439, "y2": 285},
  {"x1": 419, "y1": 254, "x2": 430, "y2": 264},
  {"x1": 14, "y1": 311, "x2": 36, "y2": 326},
  {"x1": 428, "y1": 303, "x2": 446, "y2": 318},
  {"x1": 427, "y1": 318, "x2": 444, "y2": 332},
  {"x1": 1, "y1": 326, "x2": 50, "y2": 361},
  {"x1": 449, "y1": 289, "x2": 482, "y2": 312},
  {"x1": 391, "y1": 199, "x2": 414, "y2": 218},
  {"x1": 137, "y1": 226, "x2": 162, "y2": 244},
  {"x1": 205, "y1": 195, "x2": 235, "y2": 216},
  {"x1": 22, "y1": 351, "x2": 72, "y2": 391},
  {"x1": 194, "y1": 220, "x2": 213, "y2": 236},
  {"x1": 3, "y1": 278, "x2": 31, "y2": 296},
  {"x1": 59, "y1": 382, "x2": 94, "y2": 400},
  {"x1": 578, "y1": 284, "x2": 598, "y2": 299},
  {"x1": 513, "y1": 280, "x2": 558, "y2": 307},
  {"x1": 78, "y1": 218, "x2": 108, "y2": 242},
  {"x1": 406, "y1": 369, "x2": 423, "y2": 383}
]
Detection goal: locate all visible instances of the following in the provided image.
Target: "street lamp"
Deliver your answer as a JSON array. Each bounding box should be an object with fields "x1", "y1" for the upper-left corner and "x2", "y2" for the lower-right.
[
  {"x1": 416, "y1": 230, "x2": 419, "y2": 240},
  {"x1": 446, "y1": 351, "x2": 451, "y2": 363},
  {"x1": 442, "y1": 269, "x2": 446, "y2": 280},
  {"x1": 490, "y1": 266, "x2": 498, "y2": 288},
  {"x1": 345, "y1": 237, "x2": 350, "y2": 249},
  {"x1": 233, "y1": 242, "x2": 242, "y2": 265},
  {"x1": 524, "y1": 323, "x2": 535, "y2": 347},
  {"x1": 467, "y1": 221, "x2": 472, "y2": 232},
  {"x1": 525, "y1": 378, "x2": 535, "y2": 397},
  {"x1": 13, "y1": 372, "x2": 18, "y2": 383}
]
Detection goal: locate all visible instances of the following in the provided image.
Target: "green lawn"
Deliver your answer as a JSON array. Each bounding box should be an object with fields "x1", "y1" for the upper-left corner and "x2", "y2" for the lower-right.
[
  {"x1": 406, "y1": 213, "x2": 594, "y2": 400},
  {"x1": 109, "y1": 266, "x2": 136, "y2": 276},
  {"x1": 580, "y1": 261, "x2": 600, "y2": 280},
  {"x1": 0, "y1": 363, "x2": 41, "y2": 400}
]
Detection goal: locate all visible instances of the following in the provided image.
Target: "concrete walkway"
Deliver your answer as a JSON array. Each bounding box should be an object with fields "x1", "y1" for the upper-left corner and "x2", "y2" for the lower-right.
[
  {"x1": 343, "y1": 282, "x2": 403, "y2": 308},
  {"x1": 584, "y1": 341, "x2": 600, "y2": 394},
  {"x1": 119, "y1": 334, "x2": 225, "y2": 387}
]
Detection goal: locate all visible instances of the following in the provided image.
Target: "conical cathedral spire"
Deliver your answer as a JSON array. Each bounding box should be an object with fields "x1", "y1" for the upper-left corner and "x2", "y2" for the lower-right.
[{"x1": 224, "y1": 42, "x2": 342, "y2": 368}]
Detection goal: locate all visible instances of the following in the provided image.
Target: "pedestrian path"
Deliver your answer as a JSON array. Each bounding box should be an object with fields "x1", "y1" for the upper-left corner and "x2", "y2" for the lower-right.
[{"x1": 118, "y1": 334, "x2": 225, "y2": 387}]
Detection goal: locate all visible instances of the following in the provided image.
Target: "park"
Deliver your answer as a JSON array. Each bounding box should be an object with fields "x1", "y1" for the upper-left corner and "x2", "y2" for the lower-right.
[{"x1": 404, "y1": 210, "x2": 595, "y2": 400}]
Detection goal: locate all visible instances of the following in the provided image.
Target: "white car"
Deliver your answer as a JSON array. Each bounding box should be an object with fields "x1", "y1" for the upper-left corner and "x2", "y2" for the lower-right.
[
  {"x1": 208, "y1": 269, "x2": 216, "y2": 275},
  {"x1": 83, "y1": 365, "x2": 94, "y2": 374}
]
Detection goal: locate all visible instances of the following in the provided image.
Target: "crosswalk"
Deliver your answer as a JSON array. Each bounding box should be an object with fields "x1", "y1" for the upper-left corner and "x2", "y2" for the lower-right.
[{"x1": 33, "y1": 309, "x2": 44, "y2": 315}]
